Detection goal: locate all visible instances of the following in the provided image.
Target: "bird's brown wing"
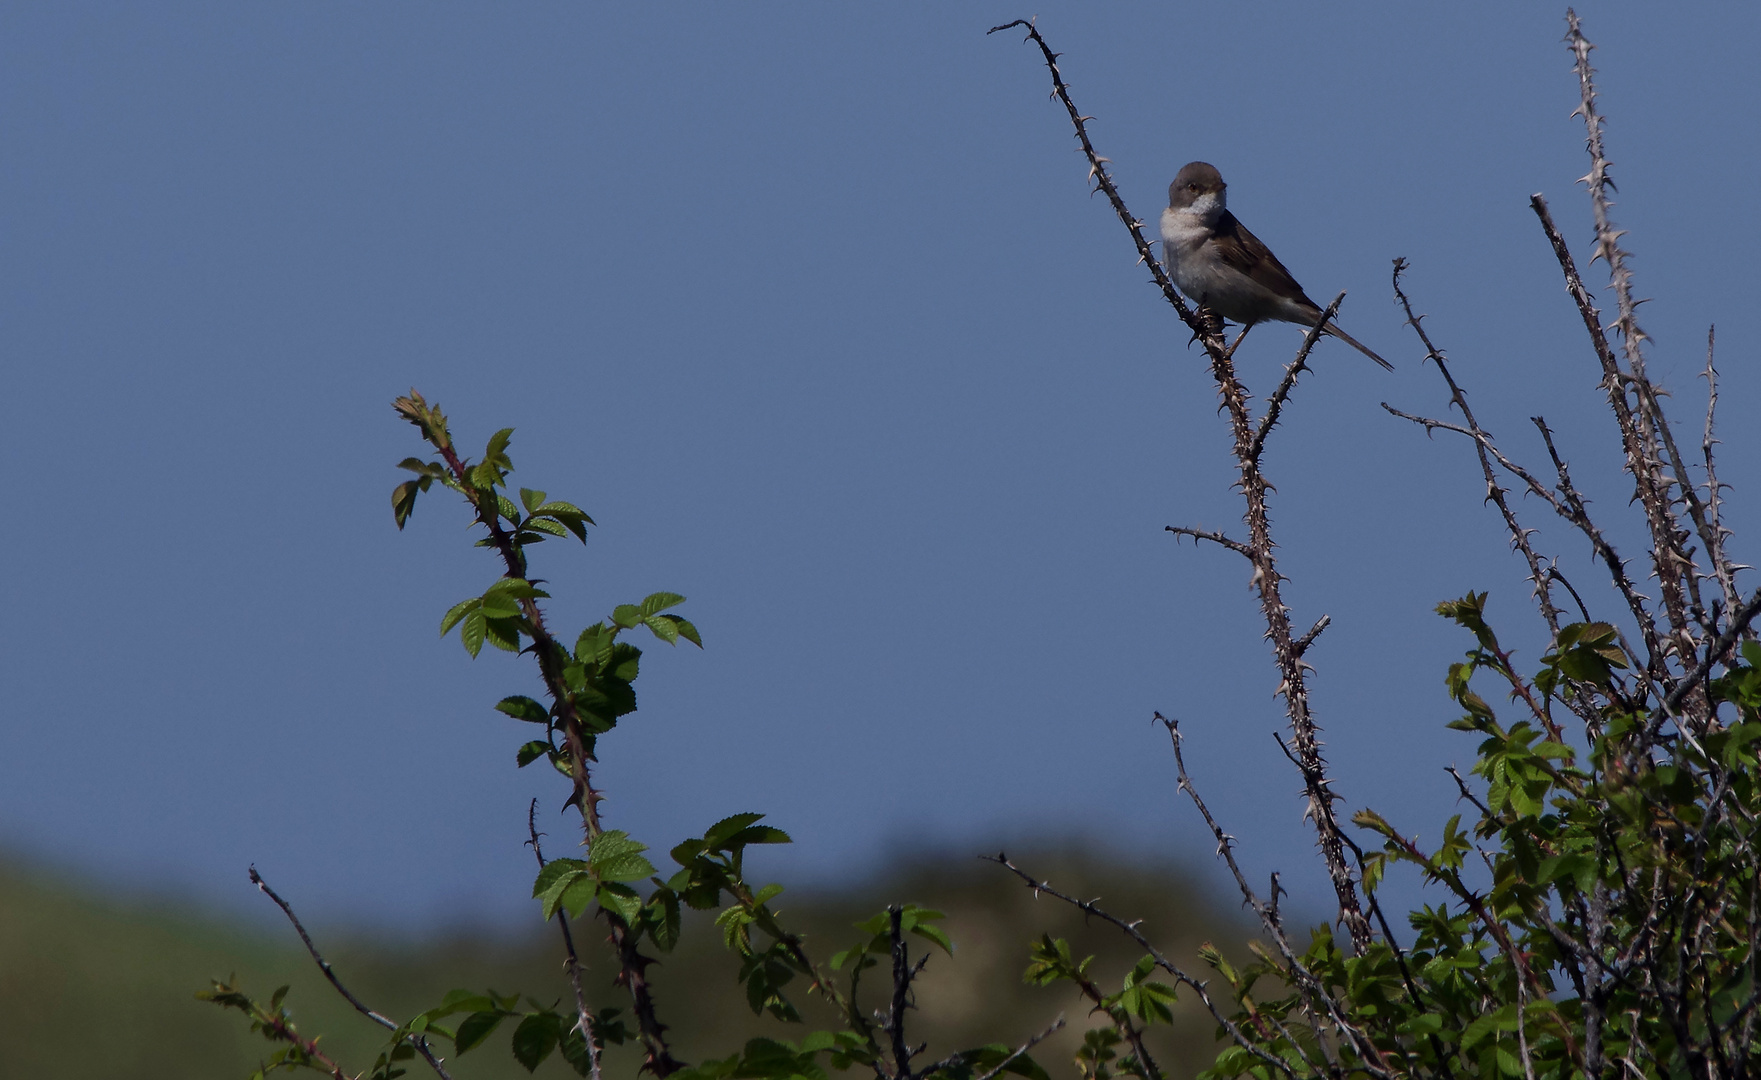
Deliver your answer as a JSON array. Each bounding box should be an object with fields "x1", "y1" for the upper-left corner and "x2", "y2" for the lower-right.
[{"x1": 1211, "y1": 211, "x2": 1321, "y2": 313}]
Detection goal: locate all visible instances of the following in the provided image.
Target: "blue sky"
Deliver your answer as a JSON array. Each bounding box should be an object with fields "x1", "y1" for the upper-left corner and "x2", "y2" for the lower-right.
[{"x1": 1, "y1": 3, "x2": 1755, "y2": 931}]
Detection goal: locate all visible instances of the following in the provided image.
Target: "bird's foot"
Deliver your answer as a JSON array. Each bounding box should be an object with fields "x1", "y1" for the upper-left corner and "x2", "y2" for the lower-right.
[{"x1": 1223, "y1": 325, "x2": 1253, "y2": 361}]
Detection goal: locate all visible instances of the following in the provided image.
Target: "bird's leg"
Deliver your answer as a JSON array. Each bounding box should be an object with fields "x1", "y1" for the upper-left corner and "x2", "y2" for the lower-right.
[{"x1": 1223, "y1": 324, "x2": 1253, "y2": 360}]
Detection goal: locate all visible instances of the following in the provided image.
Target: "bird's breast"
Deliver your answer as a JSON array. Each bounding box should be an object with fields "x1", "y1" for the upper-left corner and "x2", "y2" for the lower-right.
[{"x1": 1159, "y1": 209, "x2": 1229, "y2": 300}]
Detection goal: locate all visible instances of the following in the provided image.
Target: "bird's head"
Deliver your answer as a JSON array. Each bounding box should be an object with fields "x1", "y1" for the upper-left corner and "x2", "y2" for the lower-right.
[{"x1": 1168, "y1": 161, "x2": 1227, "y2": 221}]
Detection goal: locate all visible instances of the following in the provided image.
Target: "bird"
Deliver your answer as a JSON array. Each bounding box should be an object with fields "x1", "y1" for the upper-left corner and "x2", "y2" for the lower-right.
[{"x1": 1158, "y1": 161, "x2": 1392, "y2": 370}]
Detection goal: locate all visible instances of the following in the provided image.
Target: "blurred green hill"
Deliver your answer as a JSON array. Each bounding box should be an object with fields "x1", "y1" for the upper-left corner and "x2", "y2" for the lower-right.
[{"x1": 0, "y1": 846, "x2": 1258, "y2": 1079}]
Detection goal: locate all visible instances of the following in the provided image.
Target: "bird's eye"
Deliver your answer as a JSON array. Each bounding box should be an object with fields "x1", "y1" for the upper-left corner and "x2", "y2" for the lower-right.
[{"x1": 1187, "y1": 184, "x2": 1199, "y2": 192}]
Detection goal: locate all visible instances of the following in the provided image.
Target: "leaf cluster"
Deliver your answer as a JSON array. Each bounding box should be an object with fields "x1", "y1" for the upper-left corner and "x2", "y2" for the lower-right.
[{"x1": 1189, "y1": 599, "x2": 1761, "y2": 1080}]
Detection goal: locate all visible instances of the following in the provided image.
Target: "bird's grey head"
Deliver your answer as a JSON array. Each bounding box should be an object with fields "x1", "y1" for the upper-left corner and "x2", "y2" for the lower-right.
[{"x1": 1168, "y1": 161, "x2": 1227, "y2": 214}]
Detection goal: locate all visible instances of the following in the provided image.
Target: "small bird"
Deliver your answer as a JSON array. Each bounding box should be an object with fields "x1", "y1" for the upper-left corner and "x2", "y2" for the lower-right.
[{"x1": 1159, "y1": 161, "x2": 1392, "y2": 370}]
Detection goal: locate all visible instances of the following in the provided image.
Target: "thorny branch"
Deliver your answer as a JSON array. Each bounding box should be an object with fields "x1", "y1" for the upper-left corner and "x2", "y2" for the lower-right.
[
  {"x1": 393, "y1": 393, "x2": 683, "y2": 1077},
  {"x1": 1249, "y1": 295, "x2": 1342, "y2": 464},
  {"x1": 1391, "y1": 260, "x2": 1564, "y2": 636},
  {"x1": 984, "y1": 850, "x2": 1306, "y2": 1080},
  {"x1": 1563, "y1": 11, "x2": 1702, "y2": 667},
  {"x1": 249, "y1": 867, "x2": 456, "y2": 1080},
  {"x1": 528, "y1": 802, "x2": 604, "y2": 1080},
  {"x1": 1664, "y1": 588, "x2": 1761, "y2": 716},
  {"x1": 1294, "y1": 615, "x2": 1331, "y2": 658},
  {"x1": 885, "y1": 906, "x2": 921, "y2": 1080},
  {"x1": 990, "y1": 17, "x2": 1368, "y2": 948},
  {"x1": 1699, "y1": 329, "x2": 1744, "y2": 615},
  {"x1": 1380, "y1": 401, "x2": 1659, "y2": 679},
  {"x1": 1165, "y1": 525, "x2": 1254, "y2": 561}
]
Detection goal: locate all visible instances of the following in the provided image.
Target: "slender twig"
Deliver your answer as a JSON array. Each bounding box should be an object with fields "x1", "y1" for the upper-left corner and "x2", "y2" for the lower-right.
[
  {"x1": 249, "y1": 867, "x2": 455, "y2": 1080},
  {"x1": 1445, "y1": 765, "x2": 1494, "y2": 820},
  {"x1": 1698, "y1": 327, "x2": 1743, "y2": 614},
  {"x1": 1165, "y1": 525, "x2": 1254, "y2": 560},
  {"x1": 971, "y1": 1017, "x2": 1067, "y2": 1080},
  {"x1": 1663, "y1": 588, "x2": 1761, "y2": 715},
  {"x1": 1159, "y1": 716, "x2": 1393, "y2": 1078},
  {"x1": 1294, "y1": 615, "x2": 1330, "y2": 658},
  {"x1": 1547, "y1": 566, "x2": 1595, "y2": 624},
  {"x1": 1249, "y1": 294, "x2": 1342, "y2": 463},
  {"x1": 528, "y1": 802, "x2": 602, "y2": 1080}
]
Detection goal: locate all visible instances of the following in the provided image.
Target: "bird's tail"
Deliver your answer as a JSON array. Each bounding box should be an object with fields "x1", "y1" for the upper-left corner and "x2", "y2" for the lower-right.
[{"x1": 1322, "y1": 322, "x2": 1394, "y2": 371}]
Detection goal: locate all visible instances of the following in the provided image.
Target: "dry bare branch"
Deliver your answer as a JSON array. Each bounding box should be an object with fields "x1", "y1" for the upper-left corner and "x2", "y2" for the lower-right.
[
  {"x1": 1563, "y1": 12, "x2": 1702, "y2": 660},
  {"x1": 1391, "y1": 260, "x2": 1564, "y2": 635},
  {"x1": 1250, "y1": 294, "x2": 1342, "y2": 463},
  {"x1": 992, "y1": 19, "x2": 1368, "y2": 946},
  {"x1": 250, "y1": 867, "x2": 456, "y2": 1080},
  {"x1": 1165, "y1": 525, "x2": 1254, "y2": 560}
]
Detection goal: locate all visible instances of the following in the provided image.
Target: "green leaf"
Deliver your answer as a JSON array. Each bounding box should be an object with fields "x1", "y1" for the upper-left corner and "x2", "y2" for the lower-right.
[
  {"x1": 535, "y1": 863, "x2": 593, "y2": 921},
  {"x1": 483, "y1": 428, "x2": 515, "y2": 470},
  {"x1": 612, "y1": 604, "x2": 643, "y2": 629},
  {"x1": 704, "y1": 813, "x2": 768, "y2": 849},
  {"x1": 670, "y1": 837, "x2": 708, "y2": 866},
  {"x1": 483, "y1": 577, "x2": 550, "y2": 601},
  {"x1": 720, "y1": 825, "x2": 793, "y2": 849},
  {"x1": 1110, "y1": 955, "x2": 1177, "y2": 1023},
  {"x1": 392, "y1": 479, "x2": 427, "y2": 529},
  {"x1": 439, "y1": 598, "x2": 477, "y2": 636},
  {"x1": 515, "y1": 741, "x2": 550, "y2": 768},
  {"x1": 557, "y1": 874, "x2": 598, "y2": 920},
  {"x1": 640, "y1": 592, "x2": 687, "y2": 616},
  {"x1": 910, "y1": 920, "x2": 954, "y2": 956},
  {"x1": 576, "y1": 623, "x2": 615, "y2": 666},
  {"x1": 598, "y1": 882, "x2": 644, "y2": 923},
  {"x1": 533, "y1": 859, "x2": 588, "y2": 899},
  {"x1": 523, "y1": 517, "x2": 568, "y2": 538},
  {"x1": 589, "y1": 830, "x2": 657, "y2": 882},
  {"x1": 496, "y1": 696, "x2": 550, "y2": 723},
  {"x1": 649, "y1": 887, "x2": 683, "y2": 952},
  {"x1": 510, "y1": 1013, "x2": 558, "y2": 1072},
  {"x1": 519, "y1": 488, "x2": 547, "y2": 512},
  {"x1": 453, "y1": 1010, "x2": 506, "y2": 1054},
  {"x1": 533, "y1": 500, "x2": 592, "y2": 520},
  {"x1": 460, "y1": 610, "x2": 487, "y2": 658},
  {"x1": 482, "y1": 616, "x2": 522, "y2": 653},
  {"x1": 397, "y1": 456, "x2": 448, "y2": 480},
  {"x1": 478, "y1": 593, "x2": 522, "y2": 620},
  {"x1": 531, "y1": 501, "x2": 594, "y2": 541}
]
